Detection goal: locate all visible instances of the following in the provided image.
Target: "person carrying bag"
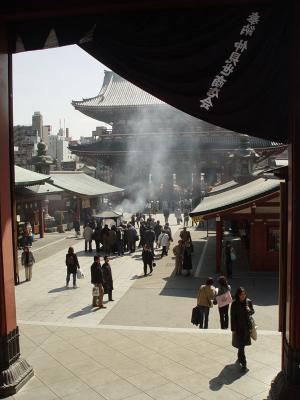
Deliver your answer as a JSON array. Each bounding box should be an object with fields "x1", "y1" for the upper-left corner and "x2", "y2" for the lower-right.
[{"x1": 90, "y1": 255, "x2": 106, "y2": 309}]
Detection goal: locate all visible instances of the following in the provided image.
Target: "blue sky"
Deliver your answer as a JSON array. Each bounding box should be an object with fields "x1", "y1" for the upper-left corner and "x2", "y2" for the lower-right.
[{"x1": 13, "y1": 45, "x2": 108, "y2": 139}]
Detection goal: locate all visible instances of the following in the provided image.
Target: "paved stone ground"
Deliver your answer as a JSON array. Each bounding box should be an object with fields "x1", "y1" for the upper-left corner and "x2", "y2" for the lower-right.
[{"x1": 9, "y1": 214, "x2": 281, "y2": 400}]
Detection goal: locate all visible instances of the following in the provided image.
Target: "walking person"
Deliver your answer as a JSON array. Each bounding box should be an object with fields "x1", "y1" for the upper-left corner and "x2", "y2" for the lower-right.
[
  {"x1": 21, "y1": 245, "x2": 35, "y2": 281},
  {"x1": 183, "y1": 209, "x2": 189, "y2": 227},
  {"x1": 83, "y1": 224, "x2": 93, "y2": 252},
  {"x1": 127, "y1": 224, "x2": 138, "y2": 253},
  {"x1": 158, "y1": 230, "x2": 170, "y2": 258},
  {"x1": 154, "y1": 220, "x2": 162, "y2": 248},
  {"x1": 101, "y1": 224, "x2": 110, "y2": 254},
  {"x1": 182, "y1": 241, "x2": 193, "y2": 276},
  {"x1": 163, "y1": 208, "x2": 170, "y2": 225},
  {"x1": 116, "y1": 227, "x2": 124, "y2": 256},
  {"x1": 174, "y1": 208, "x2": 182, "y2": 225},
  {"x1": 91, "y1": 255, "x2": 106, "y2": 309},
  {"x1": 216, "y1": 276, "x2": 232, "y2": 329},
  {"x1": 144, "y1": 226, "x2": 156, "y2": 253},
  {"x1": 142, "y1": 244, "x2": 154, "y2": 276},
  {"x1": 225, "y1": 241, "x2": 236, "y2": 278},
  {"x1": 180, "y1": 226, "x2": 192, "y2": 245},
  {"x1": 73, "y1": 219, "x2": 80, "y2": 237},
  {"x1": 163, "y1": 222, "x2": 173, "y2": 242},
  {"x1": 197, "y1": 277, "x2": 216, "y2": 329},
  {"x1": 230, "y1": 287, "x2": 254, "y2": 370},
  {"x1": 102, "y1": 256, "x2": 114, "y2": 301},
  {"x1": 65, "y1": 246, "x2": 80, "y2": 289},
  {"x1": 173, "y1": 240, "x2": 184, "y2": 275}
]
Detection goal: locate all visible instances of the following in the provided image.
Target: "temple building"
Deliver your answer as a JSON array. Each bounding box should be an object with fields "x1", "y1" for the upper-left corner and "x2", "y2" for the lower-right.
[{"x1": 71, "y1": 71, "x2": 286, "y2": 202}]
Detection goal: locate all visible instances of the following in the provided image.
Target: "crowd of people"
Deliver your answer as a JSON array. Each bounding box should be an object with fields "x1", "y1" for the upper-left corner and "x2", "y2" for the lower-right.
[{"x1": 18, "y1": 208, "x2": 257, "y2": 373}]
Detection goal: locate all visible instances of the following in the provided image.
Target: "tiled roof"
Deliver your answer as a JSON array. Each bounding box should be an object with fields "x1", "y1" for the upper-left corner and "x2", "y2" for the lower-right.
[
  {"x1": 14, "y1": 166, "x2": 51, "y2": 187},
  {"x1": 50, "y1": 172, "x2": 124, "y2": 197},
  {"x1": 16, "y1": 182, "x2": 64, "y2": 197},
  {"x1": 72, "y1": 71, "x2": 165, "y2": 109},
  {"x1": 190, "y1": 178, "x2": 281, "y2": 217},
  {"x1": 208, "y1": 180, "x2": 239, "y2": 195}
]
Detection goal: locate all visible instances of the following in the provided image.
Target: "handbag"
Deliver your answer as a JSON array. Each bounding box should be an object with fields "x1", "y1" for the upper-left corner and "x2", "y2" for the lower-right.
[
  {"x1": 249, "y1": 316, "x2": 257, "y2": 341},
  {"x1": 92, "y1": 286, "x2": 100, "y2": 296},
  {"x1": 191, "y1": 306, "x2": 199, "y2": 325},
  {"x1": 216, "y1": 290, "x2": 233, "y2": 308},
  {"x1": 77, "y1": 269, "x2": 84, "y2": 279}
]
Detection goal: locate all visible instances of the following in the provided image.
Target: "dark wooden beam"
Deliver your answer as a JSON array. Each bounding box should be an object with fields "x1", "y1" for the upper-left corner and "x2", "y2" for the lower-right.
[{"x1": 0, "y1": 0, "x2": 274, "y2": 22}]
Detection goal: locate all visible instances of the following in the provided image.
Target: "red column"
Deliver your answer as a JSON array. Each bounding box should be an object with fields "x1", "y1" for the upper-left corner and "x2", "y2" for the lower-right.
[
  {"x1": 0, "y1": 24, "x2": 33, "y2": 397},
  {"x1": 39, "y1": 201, "x2": 44, "y2": 239},
  {"x1": 215, "y1": 217, "x2": 222, "y2": 273},
  {"x1": 270, "y1": 1, "x2": 300, "y2": 397}
]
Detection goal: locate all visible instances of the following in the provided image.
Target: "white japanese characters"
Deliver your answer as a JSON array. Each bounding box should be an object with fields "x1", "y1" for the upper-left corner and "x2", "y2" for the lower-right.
[{"x1": 200, "y1": 11, "x2": 260, "y2": 111}]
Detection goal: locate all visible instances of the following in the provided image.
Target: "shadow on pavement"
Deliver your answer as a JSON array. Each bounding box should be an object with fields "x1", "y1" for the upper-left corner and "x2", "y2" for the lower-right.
[
  {"x1": 48, "y1": 286, "x2": 68, "y2": 293},
  {"x1": 209, "y1": 362, "x2": 246, "y2": 390},
  {"x1": 68, "y1": 305, "x2": 95, "y2": 318},
  {"x1": 130, "y1": 274, "x2": 145, "y2": 280}
]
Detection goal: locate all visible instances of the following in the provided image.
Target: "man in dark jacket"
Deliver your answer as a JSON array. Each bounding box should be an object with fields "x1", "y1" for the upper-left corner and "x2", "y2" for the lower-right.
[
  {"x1": 101, "y1": 224, "x2": 110, "y2": 254},
  {"x1": 127, "y1": 224, "x2": 138, "y2": 253},
  {"x1": 116, "y1": 227, "x2": 124, "y2": 256},
  {"x1": 144, "y1": 227, "x2": 156, "y2": 253},
  {"x1": 102, "y1": 256, "x2": 114, "y2": 301},
  {"x1": 142, "y1": 244, "x2": 154, "y2": 276},
  {"x1": 154, "y1": 221, "x2": 162, "y2": 248},
  {"x1": 90, "y1": 255, "x2": 106, "y2": 309}
]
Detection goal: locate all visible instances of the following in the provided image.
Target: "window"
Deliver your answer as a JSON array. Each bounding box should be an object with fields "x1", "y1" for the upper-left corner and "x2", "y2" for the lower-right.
[{"x1": 267, "y1": 226, "x2": 280, "y2": 252}]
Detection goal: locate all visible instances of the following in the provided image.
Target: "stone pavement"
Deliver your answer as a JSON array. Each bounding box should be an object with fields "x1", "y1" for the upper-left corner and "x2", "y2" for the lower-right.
[{"x1": 9, "y1": 214, "x2": 281, "y2": 400}]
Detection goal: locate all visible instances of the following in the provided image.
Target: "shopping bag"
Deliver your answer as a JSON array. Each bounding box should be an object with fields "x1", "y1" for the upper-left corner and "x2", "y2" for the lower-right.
[
  {"x1": 216, "y1": 291, "x2": 232, "y2": 308},
  {"x1": 191, "y1": 306, "x2": 199, "y2": 326},
  {"x1": 77, "y1": 269, "x2": 84, "y2": 279},
  {"x1": 92, "y1": 286, "x2": 100, "y2": 296},
  {"x1": 249, "y1": 316, "x2": 257, "y2": 341}
]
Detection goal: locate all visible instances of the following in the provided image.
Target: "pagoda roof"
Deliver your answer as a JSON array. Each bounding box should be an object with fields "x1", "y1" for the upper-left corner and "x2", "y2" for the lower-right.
[
  {"x1": 72, "y1": 70, "x2": 165, "y2": 115},
  {"x1": 69, "y1": 134, "x2": 285, "y2": 156}
]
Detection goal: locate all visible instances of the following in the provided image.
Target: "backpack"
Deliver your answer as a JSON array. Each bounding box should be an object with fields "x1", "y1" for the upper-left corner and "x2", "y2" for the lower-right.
[{"x1": 68, "y1": 254, "x2": 75, "y2": 265}]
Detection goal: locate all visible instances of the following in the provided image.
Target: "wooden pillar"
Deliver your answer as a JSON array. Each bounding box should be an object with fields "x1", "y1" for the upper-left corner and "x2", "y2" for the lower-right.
[
  {"x1": 0, "y1": 24, "x2": 33, "y2": 397},
  {"x1": 76, "y1": 197, "x2": 81, "y2": 222},
  {"x1": 270, "y1": 1, "x2": 300, "y2": 397},
  {"x1": 39, "y1": 201, "x2": 44, "y2": 239},
  {"x1": 215, "y1": 216, "x2": 222, "y2": 273}
]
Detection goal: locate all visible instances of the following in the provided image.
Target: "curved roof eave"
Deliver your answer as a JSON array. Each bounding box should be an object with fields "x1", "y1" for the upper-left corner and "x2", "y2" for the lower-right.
[{"x1": 14, "y1": 165, "x2": 51, "y2": 187}]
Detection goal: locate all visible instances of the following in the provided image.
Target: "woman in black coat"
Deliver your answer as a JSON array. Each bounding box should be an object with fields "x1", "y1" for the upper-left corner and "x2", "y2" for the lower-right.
[
  {"x1": 182, "y1": 242, "x2": 193, "y2": 276},
  {"x1": 65, "y1": 246, "x2": 80, "y2": 288},
  {"x1": 230, "y1": 287, "x2": 254, "y2": 370},
  {"x1": 102, "y1": 256, "x2": 114, "y2": 301},
  {"x1": 142, "y1": 244, "x2": 154, "y2": 276}
]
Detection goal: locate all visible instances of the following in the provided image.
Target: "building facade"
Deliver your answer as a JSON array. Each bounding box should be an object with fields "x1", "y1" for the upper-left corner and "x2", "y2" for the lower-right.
[
  {"x1": 48, "y1": 134, "x2": 76, "y2": 164},
  {"x1": 13, "y1": 125, "x2": 40, "y2": 169}
]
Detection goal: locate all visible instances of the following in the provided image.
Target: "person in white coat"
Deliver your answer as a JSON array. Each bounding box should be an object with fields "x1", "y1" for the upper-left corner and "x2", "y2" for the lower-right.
[{"x1": 158, "y1": 230, "x2": 170, "y2": 258}]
